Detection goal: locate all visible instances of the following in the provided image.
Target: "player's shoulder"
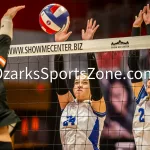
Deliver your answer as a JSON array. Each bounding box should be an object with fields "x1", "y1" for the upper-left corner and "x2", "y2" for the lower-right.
[
  {"x1": 61, "y1": 100, "x2": 76, "y2": 112},
  {"x1": 136, "y1": 85, "x2": 148, "y2": 105}
]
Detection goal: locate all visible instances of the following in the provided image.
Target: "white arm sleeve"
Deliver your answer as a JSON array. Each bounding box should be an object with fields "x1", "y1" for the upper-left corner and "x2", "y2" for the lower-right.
[{"x1": 0, "y1": 16, "x2": 13, "y2": 40}]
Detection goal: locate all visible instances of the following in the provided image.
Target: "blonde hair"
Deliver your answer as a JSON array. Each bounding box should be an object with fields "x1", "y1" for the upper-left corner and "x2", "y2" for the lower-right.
[{"x1": 75, "y1": 72, "x2": 89, "y2": 80}]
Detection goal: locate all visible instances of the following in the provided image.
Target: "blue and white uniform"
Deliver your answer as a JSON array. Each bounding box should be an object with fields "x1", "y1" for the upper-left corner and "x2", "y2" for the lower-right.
[
  {"x1": 60, "y1": 99, "x2": 106, "y2": 150},
  {"x1": 133, "y1": 85, "x2": 150, "y2": 150}
]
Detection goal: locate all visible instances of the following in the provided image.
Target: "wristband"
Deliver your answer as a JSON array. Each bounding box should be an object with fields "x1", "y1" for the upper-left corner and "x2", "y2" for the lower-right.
[
  {"x1": 131, "y1": 27, "x2": 141, "y2": 36},
  {"x1": 146, "y1": 24, "x2": 150, "y2": 35},
  {"x1": 0, "y1": 16, "x2": 13, "y2": 40}
]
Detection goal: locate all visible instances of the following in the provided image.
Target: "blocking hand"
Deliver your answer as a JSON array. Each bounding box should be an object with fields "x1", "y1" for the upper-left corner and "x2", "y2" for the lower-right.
[
  {"x1": 55, "y1": 17, "x2": 72, "y2": 42},
  {"x1": 82, "y1": 18, "x2": 99, "y2": 40},
  {"x1": 3, "y1": 5, "x2": 25, "y2": 19},
  {"x1": 133, "y1": 9, "x2": 143, "y2": 27},
  {"x1": 143, "y1": 4, "x2": 150, "y2": 25}
]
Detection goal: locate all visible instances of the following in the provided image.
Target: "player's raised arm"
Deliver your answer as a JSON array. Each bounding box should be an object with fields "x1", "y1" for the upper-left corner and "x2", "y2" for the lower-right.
[
  {"x1": 54, "y1": 21, "x2": 73, "y2": 110},
  {"x1": 0, "y1": 6, "x2": 24, "y2": 150},
  {"x1": 81, "y1": 18, "x2": 106, "y2": 115},
  {"x1": 53, "y1": 55, "x2": 74, "y2": 110},
  {"x1": 0, "y1": 6, "x2": 25, "y2": 40},
  {"x1": 0, "y1": 6, "x2": 25, "y2": 70},
  {"x1": 87, "y1": 53, "x2": 106, "y2": 115},
  {"x1": 128, "y1": 9, "x2": 145, "y2": 99}
]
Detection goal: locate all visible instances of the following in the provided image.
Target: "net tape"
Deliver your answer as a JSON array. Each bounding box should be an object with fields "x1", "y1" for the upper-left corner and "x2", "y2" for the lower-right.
[{"x1": 9, "y1": 35, "x2": 150, "y2": 57}]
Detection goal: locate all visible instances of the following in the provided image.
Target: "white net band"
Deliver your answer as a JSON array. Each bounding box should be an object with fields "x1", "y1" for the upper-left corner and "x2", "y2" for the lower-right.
[{"x1": 9, "y1": 35, "x2": 150, "y2": 57}]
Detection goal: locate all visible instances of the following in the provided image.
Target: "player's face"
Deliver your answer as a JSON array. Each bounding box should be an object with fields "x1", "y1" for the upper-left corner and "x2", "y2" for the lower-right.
[
  {"x1": 73, "y1": 75, "x2": 91, "y2": 102},
  {"x1": 110, "y1": 81, "x2": 128, "y2": 115},
  {"x1": 146, "y1": 80, "x2": 150, "y2": 94}
]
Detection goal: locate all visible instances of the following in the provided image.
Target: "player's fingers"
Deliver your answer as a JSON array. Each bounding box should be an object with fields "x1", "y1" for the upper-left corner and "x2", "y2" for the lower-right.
[
  {"x1": 135, "y1": 16, "x2": 138, "y2": 20},
  {"x1": 63, "y1": 17, "x2": 70, "y2": 32},
  {"x1": 143, "y1": 6, "x2": 147, "y2": 14},
  {"x1": 86, "y1": 19, "x2": 90, "y2": 30},
  {"x1": 147, "y1": 4, "x2": 150, "y2": 12},
  {"x1": 82, "y1": 29, "x2": 85, "y2": 36},
  {"x1": 139, "y1": 10, "x2": 143, "y2": 17},
  {"x1": 143, "y1": 13, "x2": 147, "y2": 19},
  {"x1": 89, "y1": 18, "x2": 93, "y2": 28},
  {"x1": 92, "y1": 20, "x2": 96, "y2": 29},
  {"x1": 93, "y1": 24, "x2": 99, "y2": 34},
  {"x1": 14, "y1": 5, "x2": 25, "y2": 12},
  {"x1": 64, "y1": 31, "x2": 72, "y2": 40}
]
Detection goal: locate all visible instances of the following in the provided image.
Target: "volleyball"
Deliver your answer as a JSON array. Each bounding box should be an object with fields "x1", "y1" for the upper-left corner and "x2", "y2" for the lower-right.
[{"x1": 39, "y1": 4, "x2": 70, "y2": 34}]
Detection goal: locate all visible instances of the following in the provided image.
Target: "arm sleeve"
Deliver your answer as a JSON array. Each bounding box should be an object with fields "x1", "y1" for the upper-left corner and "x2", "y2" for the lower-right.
[
  {"x1": 0, "y1": 16, "x2": 12, "y2": 70},
  {"x1": 131, "y1": 27, "x2": 140, "y2": 36},
  {"x1": 53, "y1": 55, "x2": 69, "y2": 95},
  {"x1": 0, "y1": 31, "x2": 11, "y2": 102},
  {"x1": 0, "y1": 16, "x2": 12, "y2": 101},
  {"x1": 146, "y1": 24, "x2": 150, "y2": 35},
  {"x1": 87, "y1": 53, "x2": 103, "y2": 101},
  {"x1": 0, "y1": 35, "x2": 11, "y2": 70},
  {"x1": 0, "y1": 16, "x2": 13, "y2": 40},
  {"x1": 128, "y1": 27, "x2": 142, "y2": 83}
]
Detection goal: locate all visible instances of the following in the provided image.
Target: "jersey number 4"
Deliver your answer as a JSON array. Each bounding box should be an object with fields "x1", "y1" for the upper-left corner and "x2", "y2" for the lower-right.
[
  {"x1": 63, "y1": 116, "x2": 76, "y2": 126},
  {"x1": 138, "y1": 108, "x2": 145, "y2": 122}
]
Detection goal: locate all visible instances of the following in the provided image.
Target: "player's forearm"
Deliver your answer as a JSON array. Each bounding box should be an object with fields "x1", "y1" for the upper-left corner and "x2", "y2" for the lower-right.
[
  {"x1": 87, "y1": 53, "x2": 102, "y2": 101},
  {"x1": 92, "y1": 97, "x2": 106, "y2": 113},
  {"x1": 146, "y1": 24, "x2": 150, "y2": 35},
  {"x1": 128, "y1": 27, "x2": 142, "y2": 83},
  {"x1": 0, "y1": 16, "x2": 13, "y2": 40},
  {"x1": 128, "y1": 50, "x2": 142, "y2": 83},
  {"x1": 53, "y1": 55, "x2": 68, "y2": 95},
  {"x1": 131, "y1": 27, "x2": 141, "y2": 36}
]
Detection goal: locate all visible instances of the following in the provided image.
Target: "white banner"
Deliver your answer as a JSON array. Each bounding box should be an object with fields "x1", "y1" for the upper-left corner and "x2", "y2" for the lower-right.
[{"x1": 8, "y1": 35, "x2": 150, "y2": 57}]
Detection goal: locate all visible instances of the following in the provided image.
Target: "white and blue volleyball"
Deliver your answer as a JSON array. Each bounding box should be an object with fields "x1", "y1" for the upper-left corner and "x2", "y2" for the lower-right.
[{"x1": 39, "y1": 4, "x2": 70, "y2": 34}]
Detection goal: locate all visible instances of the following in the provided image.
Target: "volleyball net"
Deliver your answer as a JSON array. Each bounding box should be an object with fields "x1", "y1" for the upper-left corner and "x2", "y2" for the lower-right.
[
  {"x1": 6, "y1": 35, "x2": 150, "y2": 150},
  {"x1": 9, "y1": 35, "x2": 150, "y2": 57}
]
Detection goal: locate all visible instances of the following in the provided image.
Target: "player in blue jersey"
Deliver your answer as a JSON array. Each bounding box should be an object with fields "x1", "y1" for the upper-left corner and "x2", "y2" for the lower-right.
[
  {"x1": 53, "y1": 19, "x2": 106, "y2": 150},
  {"x1": 0, "y1": 6, "x2": 25, "y2": 150},
  {"x1": 128, "y1": 5, "x2": 150, "y2": 150}
]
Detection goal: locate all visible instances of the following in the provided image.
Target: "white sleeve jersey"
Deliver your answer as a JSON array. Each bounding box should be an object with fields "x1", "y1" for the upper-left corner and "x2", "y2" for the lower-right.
[
  {"x1": 133, "y1": 85, "x2": 150, "y2": 150},
  {"x1": 60, "y1": 99, "x2": 106, "y2": 150}
]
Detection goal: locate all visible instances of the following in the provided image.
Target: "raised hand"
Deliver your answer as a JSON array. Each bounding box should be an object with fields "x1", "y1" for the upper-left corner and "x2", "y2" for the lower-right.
[
  {"x1": 82, "y1": 18, "x2": 99, "y2": 40},
  {"x1": 133, "y1": 9, "x2": 143, "y2": 27},
  {"x1": 143, "y1": 4, "x2": 150, "y2": 25},
  {"x1": 3, "y1": 5, "x2": 25, "y2": 19},
  {"x1": 55, "y1": 17, "x2": 72, "y2": 42}
]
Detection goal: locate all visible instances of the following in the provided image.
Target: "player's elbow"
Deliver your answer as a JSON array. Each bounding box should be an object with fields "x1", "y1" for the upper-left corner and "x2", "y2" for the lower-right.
[{"x1": 92, "y1": 97, "x2": 106, "y2": 113}]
